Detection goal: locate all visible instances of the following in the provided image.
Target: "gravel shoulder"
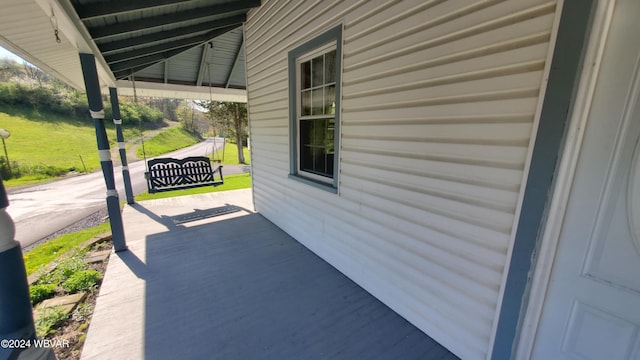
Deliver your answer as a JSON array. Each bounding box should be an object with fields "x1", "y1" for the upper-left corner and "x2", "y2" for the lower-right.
[{"x1": 23, "y1": 208, "x2": 109, "y2": 253}]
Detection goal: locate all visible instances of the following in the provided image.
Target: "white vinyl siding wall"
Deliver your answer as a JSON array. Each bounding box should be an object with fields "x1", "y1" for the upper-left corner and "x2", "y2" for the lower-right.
[{"x1": 245, "y1": 1, "x2": 559, "y2": 359}]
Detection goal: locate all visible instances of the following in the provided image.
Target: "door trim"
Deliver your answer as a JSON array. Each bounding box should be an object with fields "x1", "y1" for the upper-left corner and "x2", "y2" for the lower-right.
[
  {"x1": 513, "y1": 1, "x2": 616, "y2": 358},
  {"x1": 489, "y1": 0, "x2": 599, "y2": 358}
]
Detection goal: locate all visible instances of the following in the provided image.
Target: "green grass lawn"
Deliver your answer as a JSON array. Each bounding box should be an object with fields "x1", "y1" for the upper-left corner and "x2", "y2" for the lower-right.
[
  {"x1": 214, "y1": 140, "x2": 250, "y2": 165},
  {"x1": 23, "y1": 222, "x2": 111, "y2": 276},
  {"x1": 136, "y1": 126, "x2": 199, "y2": 158},
  {"x1": 135, "y1": 172, "x2": 251, "y2": 201}
]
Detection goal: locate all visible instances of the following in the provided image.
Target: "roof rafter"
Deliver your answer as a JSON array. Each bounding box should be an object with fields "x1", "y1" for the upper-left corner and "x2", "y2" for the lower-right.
[
  {"x1": 98, "y1": 15, "x2": 246, "y2": 54},
  {"x1": 111, "y1": 44, "x2": 194, "y2": 74},
  {"x1": 225, "y1": 38, "x2": 244, "y2": 88},
  {"x1": 75, "y1": 0, "x2": 196, "y2": 20},
  {"x1": 89, "y1": 0, "x2": 260, "y2": 40},
  {"x1": 196, "y1": 44, "x2": 210, "y2": 86},
  {"x1": 104, "y1": 25, "x2": 238, "y2": 65},
  {"x1": 164, "y1": 60, "x2": 169, "y2": 84}
]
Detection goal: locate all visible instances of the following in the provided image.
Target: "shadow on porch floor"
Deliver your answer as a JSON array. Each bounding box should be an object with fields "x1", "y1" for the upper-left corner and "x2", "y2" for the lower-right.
[{"x1": 81, "y1": 189, "x2": 458, "y2": 360}]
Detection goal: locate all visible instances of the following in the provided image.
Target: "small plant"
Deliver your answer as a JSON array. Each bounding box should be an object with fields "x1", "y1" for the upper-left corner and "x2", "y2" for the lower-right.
[
  {"x1": 35, "y1": 307, "x2": 68, "y2": 338},
  {"x1": 76, "y1": 323, "x2": 88, "y2": 333},
  {"x1": 77, "y1": 334, "x2": 87, "y2": 348},
  {"x1": 39, "y1": 254, "x2": 87, "y2": 285},
  {"x1": 71, "y1": 302, "x2": 94, "y2": 323},
  {"x1": 61, "y1": 270, "x2": 101, "y2": 294},
  {"x1": 91, "y1": 241, "x2": 111, "y2": 251},
  {"x1": 29, "y1": 283, "x2": 57, "y2": 305}
]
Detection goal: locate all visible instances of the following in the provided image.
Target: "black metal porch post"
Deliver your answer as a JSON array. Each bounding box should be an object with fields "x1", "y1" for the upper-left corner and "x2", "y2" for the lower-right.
[
  {"x1": 0, "y1": 179, "x2": 55, "y2": 360},
  {"x1": 79, "y1": 54, "x2": 126, "y2": 252},
  {"x1": 108, "y1": 87, "x2": 134, "y2": 205}
]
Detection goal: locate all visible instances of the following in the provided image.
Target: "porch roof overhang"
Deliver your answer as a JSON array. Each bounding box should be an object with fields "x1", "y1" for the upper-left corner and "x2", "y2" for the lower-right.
[{"x1": 0, "y1": 0, "x2": 259, "y2": 102}]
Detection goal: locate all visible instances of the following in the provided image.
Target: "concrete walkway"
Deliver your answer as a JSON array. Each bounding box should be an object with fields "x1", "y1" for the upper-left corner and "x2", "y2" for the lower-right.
[{"x1": 81, "y1": 189, "x2": 457, "y2": 360}]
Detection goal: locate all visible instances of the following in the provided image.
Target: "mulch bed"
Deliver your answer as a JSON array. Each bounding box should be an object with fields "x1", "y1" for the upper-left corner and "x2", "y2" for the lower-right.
[{"x1": 37, "y1": 240, "x2": 112, "y2": 360}]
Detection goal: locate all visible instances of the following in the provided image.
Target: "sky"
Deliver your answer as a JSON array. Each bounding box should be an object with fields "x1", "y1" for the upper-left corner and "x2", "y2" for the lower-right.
[{"x1": 0, "y1": 46, "x2": 24, "y2": 62}]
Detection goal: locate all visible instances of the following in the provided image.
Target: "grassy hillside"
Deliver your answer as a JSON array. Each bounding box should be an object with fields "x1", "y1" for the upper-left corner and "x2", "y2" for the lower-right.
[
  {"x1": 0, "y1": 106, "x2": 120, "y2": 185},
  {"x1": 137, "y1": 126, "x2": 200, "y2": 157}
]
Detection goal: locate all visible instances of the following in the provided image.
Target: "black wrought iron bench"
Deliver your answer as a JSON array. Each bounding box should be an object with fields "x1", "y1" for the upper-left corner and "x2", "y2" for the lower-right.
[{"x1": 145, "y1": 156, "x2": 223, "y2": 193}]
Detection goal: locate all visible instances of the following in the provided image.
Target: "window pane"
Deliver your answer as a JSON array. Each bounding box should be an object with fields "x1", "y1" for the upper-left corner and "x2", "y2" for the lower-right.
[
  {"x1": 324, "y1": 50, "x2": 336, "y2": 84},
  {"x1": 324, "y1": 85, "x2": 335, "y2": 115},
  {"x1": 311, "y1": 88, "x2": 323, "y2": 115},
  {"x1": 299, "y1": 118, "x2": 334, "y2": 177},
  {"x1": 301, "y1": 90, "x2": 311, "y2": 116},
  {"x1": 301, "y1": 61, "x2": 311, "y2": 89},
  {"x1": 326, "y1": 118, "x2": 335, "y2": 150},
  {"x1": 312, "y1": 55, "x2": 324, "y2": 87}
]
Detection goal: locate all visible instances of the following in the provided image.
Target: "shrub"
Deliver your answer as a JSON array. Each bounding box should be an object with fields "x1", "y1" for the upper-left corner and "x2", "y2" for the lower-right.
[
  {"x1": 118, "y1": 101, "x2": 163, "y2": 127},
  {"x1": 61, "y1": 270, "x2": 101, "y2": 294},
  {"x1": 0, "y1": 157, "x2": 21, "y2": 180},
  {"x1": 16, "y1": 163, "x2": 71, "y2": 177},
  {"x1": 35, "y1": 307, "x2": 68, "y2": 337},
  {"x1": 38, "y1": 255, "x2": 86, "y2": 285},
  {"x1": 29, "y1": 283, "x2": 57, "y2": 305}
]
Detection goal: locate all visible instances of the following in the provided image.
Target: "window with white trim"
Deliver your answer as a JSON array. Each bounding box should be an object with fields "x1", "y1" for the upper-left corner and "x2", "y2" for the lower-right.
[{"x1": 288, "y1": 26, "x2": 341, "y2": 191}]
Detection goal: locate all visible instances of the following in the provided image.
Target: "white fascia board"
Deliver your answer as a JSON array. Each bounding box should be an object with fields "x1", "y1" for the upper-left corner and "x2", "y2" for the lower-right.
[{"x1": 116, "y1": 80, "x2": 247, "y2": 103}]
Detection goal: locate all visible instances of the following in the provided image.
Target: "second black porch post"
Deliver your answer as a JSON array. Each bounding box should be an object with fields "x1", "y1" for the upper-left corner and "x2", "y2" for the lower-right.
[
  {"x1": 108, "y1": 87, "x2": 134, "y2": 205},
  {"x1": 79, "y1": 53, "x2": 126, "y2": 252}
]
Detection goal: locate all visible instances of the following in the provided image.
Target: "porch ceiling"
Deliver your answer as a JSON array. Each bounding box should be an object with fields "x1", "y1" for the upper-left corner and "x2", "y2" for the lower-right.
[{"x1": 0, "y1": 0, "x2": 259, "y2": 102}]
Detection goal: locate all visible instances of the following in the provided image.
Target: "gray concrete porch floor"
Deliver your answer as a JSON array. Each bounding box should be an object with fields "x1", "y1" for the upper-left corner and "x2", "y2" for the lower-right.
[{"x1": 81, "y1": 189, "x2": 458, "y2": 360}]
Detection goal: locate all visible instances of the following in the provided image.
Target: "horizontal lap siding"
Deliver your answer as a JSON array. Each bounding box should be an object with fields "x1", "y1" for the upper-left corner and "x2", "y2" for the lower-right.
[{"x1": 245, "y1": 1, "x2": 557, "y2": 359}]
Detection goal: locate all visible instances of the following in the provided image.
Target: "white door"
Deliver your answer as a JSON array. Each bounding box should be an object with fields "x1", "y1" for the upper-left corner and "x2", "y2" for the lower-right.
[{"x1": 531, "y1": 0, "x2": 640, "y2": 358}]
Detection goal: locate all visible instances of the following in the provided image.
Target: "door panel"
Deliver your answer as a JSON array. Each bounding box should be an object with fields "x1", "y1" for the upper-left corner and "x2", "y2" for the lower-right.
[
  {"x1": 583, "y1": 133, "x2": 640, "y2": 295},
  {"x1": 563, "y1": 301, "x2": 638, "y2": 360}
]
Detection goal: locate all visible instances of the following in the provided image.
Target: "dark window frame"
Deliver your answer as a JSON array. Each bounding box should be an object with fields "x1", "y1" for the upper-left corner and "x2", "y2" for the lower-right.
[{"x1": 288, "y1": 25, "x2": 342, "y2": 192}]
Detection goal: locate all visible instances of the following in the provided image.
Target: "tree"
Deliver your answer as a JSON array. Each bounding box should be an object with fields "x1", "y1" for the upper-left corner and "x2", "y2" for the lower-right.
[
  {"x1": 143, "y1": 97, "x2": 180, "y2": 121},
  {"x1": 176, "y1": 100, "x2": 197, "y2": 133},
  {"x1": 0, "y1": 59, "x2": 24, "y2": 82},
  {"x1": 23, "y1": 61, "x2": 49, "y2": 87},
  {"x1": 199, "y1": 101, "x2": 248, "y2": 164}
]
